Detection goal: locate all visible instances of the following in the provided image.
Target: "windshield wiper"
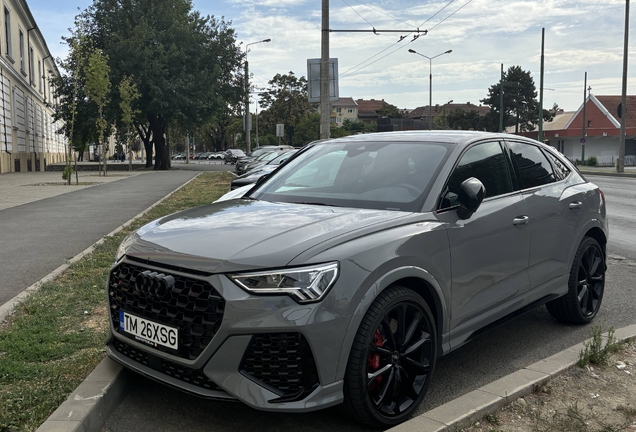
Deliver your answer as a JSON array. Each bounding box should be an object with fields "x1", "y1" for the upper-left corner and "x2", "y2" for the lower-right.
[{"x1": 291, "y1": 201, "x2": 341, "y2": 207}]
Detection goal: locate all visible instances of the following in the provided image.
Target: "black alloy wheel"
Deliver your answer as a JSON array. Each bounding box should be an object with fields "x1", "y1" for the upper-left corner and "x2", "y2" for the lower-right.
[
  {"x1": 344, "y1": 286, "x2": 437, "y2": 427},
  {"x1": 547, "y1": 236, "x2": 605, "y2": 324}
]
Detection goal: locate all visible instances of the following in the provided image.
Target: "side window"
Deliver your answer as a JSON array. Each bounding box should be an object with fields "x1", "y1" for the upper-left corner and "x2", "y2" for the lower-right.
[
  {"x1": 508, "y1": 141, "x2": 556, "y2": 189},
  {"x1": 543, "y1": 150, "x2": 571, "y2": 181},
  {"x1": 441, "y1": 141, "x2": 513, "y2": 208}
]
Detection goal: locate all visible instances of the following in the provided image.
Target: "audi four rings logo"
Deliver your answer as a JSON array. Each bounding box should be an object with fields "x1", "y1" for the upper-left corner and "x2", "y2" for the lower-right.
[{"x1": 135, "y1": 271, "x2": 175, "y2": 299}]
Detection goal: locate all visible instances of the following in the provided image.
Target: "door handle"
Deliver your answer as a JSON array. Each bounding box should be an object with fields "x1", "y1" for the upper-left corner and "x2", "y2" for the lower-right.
[
  {"x1": 513, "y1": 216, "x2": 529, "y2": 227},
  {"x1": 569, "y1": 201, "x2": 582, "y2": 211}
]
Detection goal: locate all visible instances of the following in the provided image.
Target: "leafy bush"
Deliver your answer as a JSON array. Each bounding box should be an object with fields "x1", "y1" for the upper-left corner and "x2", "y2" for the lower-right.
[
  {"x1": 586, "y1": 156, "x2": 598, "y2": 167},
  {"x1": 61, "y1": 164, "x2": 74, "y2": 181}
]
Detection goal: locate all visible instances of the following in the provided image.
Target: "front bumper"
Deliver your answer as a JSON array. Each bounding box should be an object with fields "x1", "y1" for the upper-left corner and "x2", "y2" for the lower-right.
[{"x1": 106, "y1": 258, "x2": 347, "y2": 412}]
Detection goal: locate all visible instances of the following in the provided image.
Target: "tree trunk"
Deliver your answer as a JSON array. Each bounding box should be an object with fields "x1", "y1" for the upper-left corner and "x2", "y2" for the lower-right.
[
  {"x1": 137, "y1": 124, "x2": 153, "y2": 168},
  {"x1": 149, "y1": 115, "x2": 170, "y2": 170}
]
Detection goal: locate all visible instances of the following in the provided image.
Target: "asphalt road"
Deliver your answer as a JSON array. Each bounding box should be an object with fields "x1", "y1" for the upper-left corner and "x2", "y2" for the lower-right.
[
  {"x1": 98, "y1": 174, "x2": 636, "y2": 432},
  {"x1": 0, "y1": 170, "x2": 199, "y2": 306}
]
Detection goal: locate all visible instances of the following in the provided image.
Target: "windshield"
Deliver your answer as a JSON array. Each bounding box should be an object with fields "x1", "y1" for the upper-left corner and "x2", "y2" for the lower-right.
[{"x1": 250, "y1": 140, "x2": 451, "y2": 211}]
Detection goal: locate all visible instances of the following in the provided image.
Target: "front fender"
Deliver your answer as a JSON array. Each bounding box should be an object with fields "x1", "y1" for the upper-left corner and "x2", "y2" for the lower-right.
[{"x1": 333, "y1": 265, "x2": 449, "y2": 382}]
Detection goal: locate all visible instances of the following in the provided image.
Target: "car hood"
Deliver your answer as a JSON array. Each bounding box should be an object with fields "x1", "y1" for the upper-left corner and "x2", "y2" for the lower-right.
[{"x1": 126, "y1": 199, "x2": 409, "y2": 273}]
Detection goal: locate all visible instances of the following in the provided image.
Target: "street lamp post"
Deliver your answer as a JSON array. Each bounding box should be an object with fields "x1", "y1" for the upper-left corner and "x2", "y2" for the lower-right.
[
  {"x1": 244, "y1": 38, "x2": 271, "y2": 154},
  {"x1": 408, "y1": 48, "x2": 452, "y2": 130}
]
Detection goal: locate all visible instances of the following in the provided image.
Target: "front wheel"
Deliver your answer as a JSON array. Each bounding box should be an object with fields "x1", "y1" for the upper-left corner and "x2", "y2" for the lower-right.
[
  {"x1": 344, "y1": 286, "x2": 437, "y2": 428},
  {"x1": 546, "y1": 236, "x2": 605, "y2": 324}
]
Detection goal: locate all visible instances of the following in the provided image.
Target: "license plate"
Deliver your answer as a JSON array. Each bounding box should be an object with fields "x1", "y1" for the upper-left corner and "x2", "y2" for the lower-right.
[{"x1": 119, "y1": 311, "x2": 178, "y2": 350}]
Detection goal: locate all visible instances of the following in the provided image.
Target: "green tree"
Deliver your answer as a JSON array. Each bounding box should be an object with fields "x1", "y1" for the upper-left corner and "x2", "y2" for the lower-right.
[
  {"x1": 84, "y1": 48, "x2": 111, "y2": 175},
  {"x1": 377, "y1": 102, "x2": 405, "y2": 118},
  {"x1": 118, "y1": 75, "x2": 140, "y2": 170},
  {"x1": 342, "y1": 118, "x2": 376, "y2": 134},
  {"x1": 480, "y1": 66, "x2": 555, "y2": 133},
  {"x1": 50, "y1": 30, "x2": 100, "y2": 183},
  {"x1": 258, "y1": 72, "x2": 313, "y2": 146},
  {"x1": 295, "y1": 112, "x2": 320, "y2": 144},
  {"x1": 444, "y1": 109, "x2": 482, "y2": 130},
  {"x1": 73, "y1": 0, "x2": 243, "y2": 170}
]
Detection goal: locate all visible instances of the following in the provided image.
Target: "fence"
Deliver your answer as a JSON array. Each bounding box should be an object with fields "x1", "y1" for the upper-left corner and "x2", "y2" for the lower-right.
[{"x1": 567, "y1": 155, "x2": 636, "y2": 167}]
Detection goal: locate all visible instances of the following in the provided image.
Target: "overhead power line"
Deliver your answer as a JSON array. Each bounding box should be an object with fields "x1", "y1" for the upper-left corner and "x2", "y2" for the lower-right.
[{"x1": 340, "y1": 0, "x2": 473, "y2": 79}]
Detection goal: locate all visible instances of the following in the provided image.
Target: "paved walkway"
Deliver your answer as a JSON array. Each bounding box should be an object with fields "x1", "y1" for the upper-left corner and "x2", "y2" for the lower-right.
[{"x1": 0, "y1": 170, "x2": 198, "y2": 306}]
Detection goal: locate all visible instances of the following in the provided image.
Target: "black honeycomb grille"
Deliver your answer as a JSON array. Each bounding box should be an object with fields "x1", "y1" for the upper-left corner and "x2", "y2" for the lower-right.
[
  {"x1": 113, "y1": 339, "x2": 222, "y2": 392},
  {"x1": 241, "y1": 333, "x2": 319, "y2": 402},
  {"x1": 108, "y1": 262, "x2": 225, "y2": 360}
]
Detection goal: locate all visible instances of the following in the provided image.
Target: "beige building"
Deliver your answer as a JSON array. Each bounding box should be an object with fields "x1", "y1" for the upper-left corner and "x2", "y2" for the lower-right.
[
  {"x1": 330, "y1": 97, "x2": 358, "y2": 127},
  {"x1": 0, "y1": 0, "x2": 66, "y2": 174}
]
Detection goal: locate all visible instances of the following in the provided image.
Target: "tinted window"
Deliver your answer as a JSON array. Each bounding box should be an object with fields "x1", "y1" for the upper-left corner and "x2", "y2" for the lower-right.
[
  {"x1": 251, "y1": 141, "x2": 450, "y2": 211},
  {"x1": 441, "y1": 141, "x2": 512, "y2": 208},
  {"x1": 508, "y1": 141, "x2": 556, "y2": 189},
  {"x1": 543, "y1": 150, "x2": 571, "y2": 181}
]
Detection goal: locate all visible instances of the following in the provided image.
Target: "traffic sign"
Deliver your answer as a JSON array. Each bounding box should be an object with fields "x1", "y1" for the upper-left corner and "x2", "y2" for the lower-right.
[{"x1": 580, "y1": 137, "x2": 586, "y2": 144}]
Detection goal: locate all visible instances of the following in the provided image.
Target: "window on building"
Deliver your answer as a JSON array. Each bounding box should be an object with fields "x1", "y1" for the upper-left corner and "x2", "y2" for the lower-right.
[
  {"x1": 19, "y1": 28, "x2": 24, "y2": 73},
  {"x1": 348, "y1": 108, "x2": 354, "y2": 114},
  {"x1": 336, "y1": 117, "x2": 342, "y2": 123},
  {"x1": 587, "y1": 120, "x2": 592, "y2": 127},
  {"x1": 4, "y1": 7, "x2": 11, "y2": 58},
  {"x1": 29, "y1": 45, "x2": 34, "y2": 85},
  {"x1": 336, "y1": 107, "x2": 342, "y2": 114},
  {"x1": 38, "y1": 59, "x2": 41, "y2": 92}
]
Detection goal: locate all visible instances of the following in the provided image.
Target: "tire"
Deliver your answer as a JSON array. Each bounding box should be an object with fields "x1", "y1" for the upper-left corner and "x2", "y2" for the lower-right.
[
  {"x1": 343, "y1": 286, "x2": 437, "y2": 428},
  {"x1": 546, "y1": 236, "x2": 605, "y2": 324}
]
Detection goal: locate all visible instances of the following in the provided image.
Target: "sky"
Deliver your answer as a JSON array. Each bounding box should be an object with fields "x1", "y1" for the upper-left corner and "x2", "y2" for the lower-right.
[{"x1": 28, "y1": 0, "x2": 634, "y2": 113}]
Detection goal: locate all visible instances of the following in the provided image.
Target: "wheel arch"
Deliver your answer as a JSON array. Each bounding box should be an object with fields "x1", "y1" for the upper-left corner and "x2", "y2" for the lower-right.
[
  {"x1": 334, "y1": 266, "x2": 449, "y2": 381},
  {"x1": 584, "y1": 226, "x2": 607, "y2": 267}
]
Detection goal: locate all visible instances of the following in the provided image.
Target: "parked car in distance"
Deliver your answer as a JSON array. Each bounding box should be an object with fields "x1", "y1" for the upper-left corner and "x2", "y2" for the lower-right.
[
  {"x1": 230, "y1": 150, "x2": 298, "y2": 190},
  {"x1": 224, "y1": 149, "x2": 246, "y2": 164},
  {"x1": 171, "y1": 153, "x2": 185, "y2": 160},
  {"x1": 108, "y1": 131, "x2": 607, "y2": 428},
  {"x1": 207, "y1": 152, "x2": 225, "y2": 160},
  {"x1": 235, "y1": 145, "x2": 294, "y2": 174}
]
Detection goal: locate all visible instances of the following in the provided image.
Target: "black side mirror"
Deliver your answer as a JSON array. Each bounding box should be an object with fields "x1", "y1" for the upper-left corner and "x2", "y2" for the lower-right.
[{"x1": 457, "y1": 177, "x2": 485, "y2": 220}]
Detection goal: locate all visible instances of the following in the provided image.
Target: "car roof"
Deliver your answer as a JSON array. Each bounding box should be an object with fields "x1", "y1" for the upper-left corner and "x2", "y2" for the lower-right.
[{"x1": 323, "y1": 130, "x2": 534, "y2": 147}]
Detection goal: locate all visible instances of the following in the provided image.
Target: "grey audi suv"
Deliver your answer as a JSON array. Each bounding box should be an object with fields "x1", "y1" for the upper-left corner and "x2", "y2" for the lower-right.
[{"x1": 107, "y1": 131, "x2": 607, "y2": 427}]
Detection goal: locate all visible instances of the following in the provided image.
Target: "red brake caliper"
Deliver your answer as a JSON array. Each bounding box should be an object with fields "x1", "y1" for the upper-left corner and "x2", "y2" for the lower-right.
[{"x1": 368, "y1": 329, "x2": 383, "y2": 389}]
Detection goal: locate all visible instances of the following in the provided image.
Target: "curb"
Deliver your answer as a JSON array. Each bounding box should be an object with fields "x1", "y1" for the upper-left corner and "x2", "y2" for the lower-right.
[
  {"x1": 1, "y1": 173, "x2": 201, "y2": 432},
  {"x1": 578, "y1": 170, "x2": 636, "y2": 178},
  {"x1": 387, "y1": 324, "x2": 636, "y2": 432},
  {"x1": 35, "y1": 358, "x2": 130, "y2": 432}
]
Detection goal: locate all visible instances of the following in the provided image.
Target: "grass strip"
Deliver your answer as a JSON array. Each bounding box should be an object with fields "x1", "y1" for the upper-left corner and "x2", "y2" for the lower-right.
[{"x1": 0, "y1": 172, "x2": 233, "y2": 432}]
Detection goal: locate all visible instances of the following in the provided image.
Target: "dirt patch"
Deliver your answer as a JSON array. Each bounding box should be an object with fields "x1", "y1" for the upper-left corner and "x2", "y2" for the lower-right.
[
  {"x1": 460, "y1": 342, "x2": 636, "y2": 432},
  {"x1": 84, "y1": 304, "x2": 109, "y2": 331}
]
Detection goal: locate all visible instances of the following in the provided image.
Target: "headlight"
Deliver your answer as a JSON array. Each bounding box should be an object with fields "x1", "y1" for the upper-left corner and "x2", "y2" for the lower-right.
[
  {"x1": 229, "y1": 262, "x2": 339, "y2": 303},
  {"x1": 115, "y1": 232, "x2": 136, "y2": 263}
]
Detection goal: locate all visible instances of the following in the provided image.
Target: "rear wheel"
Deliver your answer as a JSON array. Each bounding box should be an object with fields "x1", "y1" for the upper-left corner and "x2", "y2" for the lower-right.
[
  {"x1": 546, "y1": 236, "x2": 605, "y2": 324},
  {"x1": 344, "y1": 286, "x2": 437, "y2": 428}
]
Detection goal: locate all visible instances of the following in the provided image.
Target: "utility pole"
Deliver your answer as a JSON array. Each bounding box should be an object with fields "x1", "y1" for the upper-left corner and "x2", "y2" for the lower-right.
[
  {"x1": 244, "y1": 59, "x2": 251, "y2": 154},
  {"x1": 320, "y1": 0, "x2": 330, "y2": 139},
  {"x1": 244, "y1": 39, "x2": 271, "y2": 154},
  {"x1": 185, "y1": 134, "x2": 189, "y2": 164},
  {"x1": 538, "y1": 28, "x2": 545, "y2": 143},
  {"x1": 255, "y1": 102, "x2": 259, "y2": 147},
  {"x1": 618, "y1": 0, "x2": 630, "y2": 173},
  {"x1": 499, "y1": 64, "x2": 504, "y2": 133},
  {"x1": 581, "y1": 72, "x2": 587, "y2": 163}
]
